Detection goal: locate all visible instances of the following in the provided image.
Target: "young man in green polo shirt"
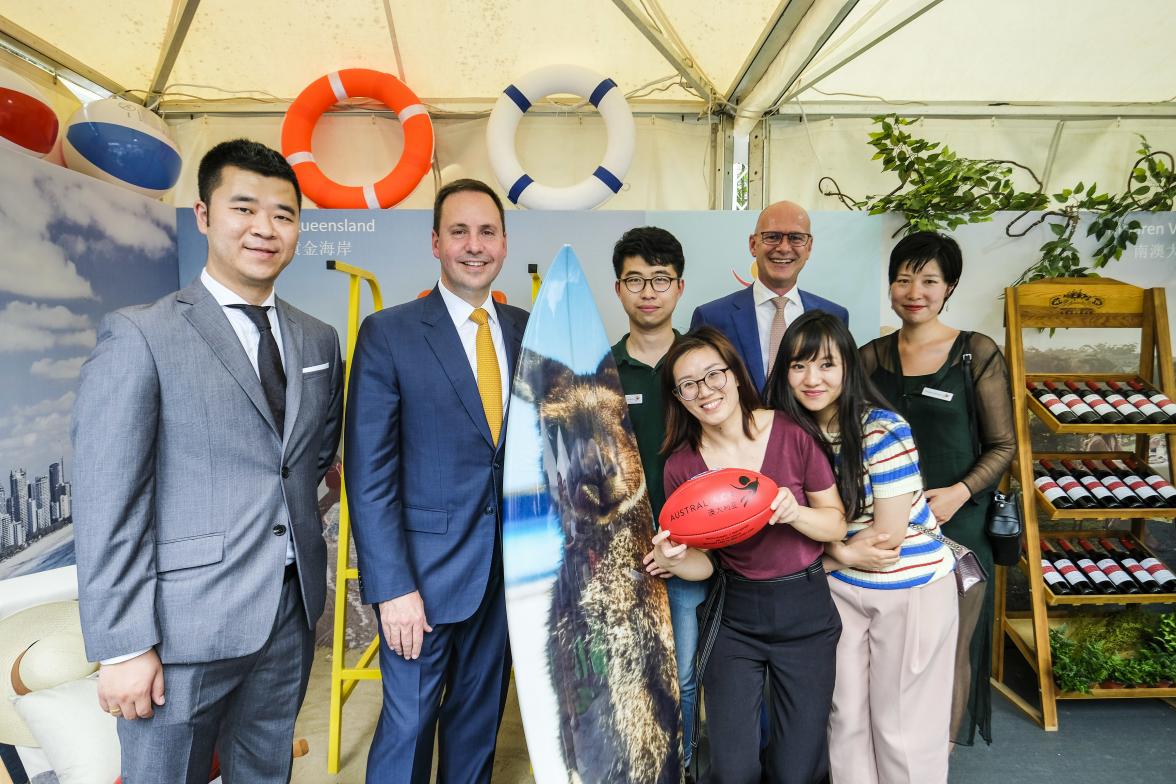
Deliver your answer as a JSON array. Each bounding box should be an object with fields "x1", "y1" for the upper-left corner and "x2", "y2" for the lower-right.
[{"x1": 609, "y1": 226, "x2": 707, "y2": 773}]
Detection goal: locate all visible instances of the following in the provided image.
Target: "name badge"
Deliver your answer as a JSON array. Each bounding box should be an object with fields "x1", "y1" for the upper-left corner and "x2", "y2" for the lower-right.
[
  {"x1": 921, "y1": 387, "x2": 953, "y2": 402},
  {"x1": 625, "y1": 394, "x2": 643, "y2": 405}
]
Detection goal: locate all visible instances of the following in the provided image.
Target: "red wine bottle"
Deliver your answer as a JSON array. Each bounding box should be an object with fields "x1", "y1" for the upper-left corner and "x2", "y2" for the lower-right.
[
  {"x1": 1087, "y1": 381, "x2": 1146, "y2": 424},
  {"x1": 1126, "y1": 380, "x2": 1176, "y2": 421},
  {"x1": 1057, "y1": 538, "x2": 1116, "y2": 593},
  {"x1": 1043, "y1": 381, "x2": 1100, "y2": 423},
  {"x1": 1123, "y1": 457, "x2": 1176, "y2": 507},
  {"x1": 1033, "y1": 464, "x2": 1074, "y2": 509},
  {"x1": 1065, "y1": 380, "x2": 1123, "y2": 424},
  {"x1": 1104, "y1": 459, "x2": 1166, "y2": 508},
  {"x1": 1039, "y1": 555, "x2": 1074, "y2": 595},
  {"x1": 1106, "y1": 380, "x2": 1168, "y2": 424},
  {"x1": 1100, "y1": 537, "x2": 1163, "y2": 594},
  {"x1": 1077, "y1": 538, "x2": 1140, "y2": 594},
  {"x1": 1060, "y1": 459, "x2": 1120, "y2": 508},
  {"x1": 1118, "y1": 537, "x2": 1176, "y2": 592},
  {"x1": 1040, "y1": 540, "x2": 1094, "y2": 594},
  {"x1": 1040, "y1": 460, "x2": 1097, "y2": 509},
  {"x1": 1082, "y1": 459, "x2": 1144, "y2": 508},
  {"x1": 1027, "y1": 382, "x2": 1079, "y2": 424}
]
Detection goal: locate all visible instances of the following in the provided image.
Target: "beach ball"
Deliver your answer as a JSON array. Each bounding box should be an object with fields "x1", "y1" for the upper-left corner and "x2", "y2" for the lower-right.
[
  {"x1": 63, "y1": 98, "x2": 181, "y2": 199},
  {"x1": 0, "y1": 65, "x2": 59, "y2": 157}
]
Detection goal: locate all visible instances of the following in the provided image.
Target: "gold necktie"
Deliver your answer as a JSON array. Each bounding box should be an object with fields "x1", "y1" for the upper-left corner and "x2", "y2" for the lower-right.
[
  {"x1": 767, "y1": 295, "x2": 789, "y2": 368},
  {"x1": 469, "y1": 307, "x2": 503, "y2": 445}
]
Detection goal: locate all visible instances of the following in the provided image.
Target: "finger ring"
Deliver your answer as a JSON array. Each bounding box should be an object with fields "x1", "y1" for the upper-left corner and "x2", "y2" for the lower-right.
[{"x1": 109, "y1": 706, "x2": 122, "y2": 716}]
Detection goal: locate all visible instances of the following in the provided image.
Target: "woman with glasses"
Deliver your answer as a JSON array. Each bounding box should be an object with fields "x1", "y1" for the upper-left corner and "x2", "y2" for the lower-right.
[
  {"x1": 765, "y1": 310, "x2": 958, "y2": 784},
  {"x1": 858, "y1": 231, "x2": 1015, "y2": 746},
  {"x1": 648, "y1": 326, "x2": 845, "y2": 784}
]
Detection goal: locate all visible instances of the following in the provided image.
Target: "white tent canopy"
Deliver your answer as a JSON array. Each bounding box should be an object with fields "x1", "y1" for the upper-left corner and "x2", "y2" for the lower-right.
[{"x1": 2, "y1": 0, "x2": 1173, "y2": 209}]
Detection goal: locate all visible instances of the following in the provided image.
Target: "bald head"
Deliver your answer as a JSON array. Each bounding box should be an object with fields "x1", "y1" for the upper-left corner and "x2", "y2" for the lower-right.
[
  {"x1": 754, "y1": 201, "x2": 811, "y2": 234},
  {"x1": 749, "y1": 200, "x2": 814, "y2": 294}
]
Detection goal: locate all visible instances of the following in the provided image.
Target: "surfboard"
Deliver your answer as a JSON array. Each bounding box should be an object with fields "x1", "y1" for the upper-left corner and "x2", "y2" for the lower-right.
[{"x1": 503, "y1": 245, "x2": 682, "y2": 784}]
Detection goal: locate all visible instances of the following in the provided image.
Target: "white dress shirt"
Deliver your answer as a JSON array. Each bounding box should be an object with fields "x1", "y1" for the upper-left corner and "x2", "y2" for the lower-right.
[
  {"x1": 437, "y1": 281, "x2": 511, "y2": 411},
  {"x1": 753, "y1": 278, "x2": 803, "y2": 374},
  {"x1": 102, "y1": 270, "x2": 295, "y2": 666}
]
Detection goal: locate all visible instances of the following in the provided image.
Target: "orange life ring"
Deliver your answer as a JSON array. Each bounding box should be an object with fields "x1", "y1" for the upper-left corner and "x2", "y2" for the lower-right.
[{"x1": 281, "y1": 68, "x2": 433, "y2": 209}]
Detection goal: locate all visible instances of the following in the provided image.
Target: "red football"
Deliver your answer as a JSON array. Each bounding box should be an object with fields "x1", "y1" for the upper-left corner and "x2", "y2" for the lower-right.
[{"x1": 659, "y1": 468, "x2": 779, "y2": 548}]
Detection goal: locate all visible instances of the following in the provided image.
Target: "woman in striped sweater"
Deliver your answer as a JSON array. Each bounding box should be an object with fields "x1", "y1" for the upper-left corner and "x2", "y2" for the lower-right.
[{"x1": 764, "y1": 310, "x2": 958, "y2": 784}]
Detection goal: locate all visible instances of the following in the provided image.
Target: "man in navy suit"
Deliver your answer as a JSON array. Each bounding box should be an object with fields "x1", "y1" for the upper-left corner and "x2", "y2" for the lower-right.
[
  {"x1": 344, "y1": 179, "x2": 528, "y2": 783},
  {"x1": 690, "y1": 200, "x2": 848, "y2": 390}
]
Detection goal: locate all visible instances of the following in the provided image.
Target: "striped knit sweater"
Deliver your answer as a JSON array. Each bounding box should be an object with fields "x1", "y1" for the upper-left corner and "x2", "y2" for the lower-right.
[{"x1": 827, "y1": 408, "x2": 956, "y2": 589}]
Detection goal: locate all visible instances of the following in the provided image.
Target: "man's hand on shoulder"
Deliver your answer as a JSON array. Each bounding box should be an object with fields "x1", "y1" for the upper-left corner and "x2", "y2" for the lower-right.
[
  {"x1": 98, "y1": 649, "x2": 165, "y2": 720},
  {"x1": 379, "y1": 591, "x2": 433, "y2": 660}
]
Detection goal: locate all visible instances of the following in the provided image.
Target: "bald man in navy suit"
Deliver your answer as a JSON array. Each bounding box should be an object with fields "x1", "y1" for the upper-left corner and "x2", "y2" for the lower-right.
[{"x1": 691, "y1": 201, "x2": 848, "y2": 390}]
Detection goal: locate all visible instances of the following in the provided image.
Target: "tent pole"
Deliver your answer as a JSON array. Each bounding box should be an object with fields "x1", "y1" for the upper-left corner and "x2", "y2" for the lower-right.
[{"x1": 145, "y1": 0, "x2": 202, "y2": 109}]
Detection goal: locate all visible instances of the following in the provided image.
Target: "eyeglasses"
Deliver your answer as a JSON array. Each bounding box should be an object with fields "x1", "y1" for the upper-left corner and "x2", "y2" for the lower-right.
[
  {"x1": 673, "y1": 367, "x2": 729, "y2": 401},
  {"x1": 619, "y1": 274, "x2": 679, "y2": 293},
  {"x1": 757, "y1": 231, "x2": 812, "y2": 248}
]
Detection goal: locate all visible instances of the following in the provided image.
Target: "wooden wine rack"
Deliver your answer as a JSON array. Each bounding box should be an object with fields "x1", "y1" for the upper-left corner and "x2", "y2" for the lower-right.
[{"x1": 994, "y1": 278, "x2": 1176, "y2": 731}]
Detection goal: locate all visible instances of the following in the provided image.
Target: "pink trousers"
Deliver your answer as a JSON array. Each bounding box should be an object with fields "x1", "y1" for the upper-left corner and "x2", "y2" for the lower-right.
[{"x1": 827, "y1": 574, "x2": 958, "y2": 784}]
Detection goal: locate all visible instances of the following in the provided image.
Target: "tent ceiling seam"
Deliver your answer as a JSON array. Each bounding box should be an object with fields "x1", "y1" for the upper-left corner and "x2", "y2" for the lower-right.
[
  {"x1": 146, "y1": 0, "x2": 202, "y2": 109},
  {"x1": 609, "y1": 0, "x2": 720, "y2": 110},
  {"x1": 0, "y1": 15, "x2": 130, "y2": 101}
]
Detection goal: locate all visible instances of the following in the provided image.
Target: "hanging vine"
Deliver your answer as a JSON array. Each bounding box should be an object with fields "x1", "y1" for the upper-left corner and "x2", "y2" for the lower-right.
[{"x1": 820, "y1": 115, "x2": 1176, "y2": 283}]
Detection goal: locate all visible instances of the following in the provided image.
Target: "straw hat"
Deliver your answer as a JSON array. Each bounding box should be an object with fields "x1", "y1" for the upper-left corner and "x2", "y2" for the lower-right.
[{"x1": 0, "y1": 600, "x2": 97, "y2": 746}]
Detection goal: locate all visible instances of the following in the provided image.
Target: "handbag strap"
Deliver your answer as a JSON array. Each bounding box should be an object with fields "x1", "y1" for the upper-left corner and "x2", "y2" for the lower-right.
[
  {"x1": 959, "y1": 331, "x2": 982, "y2": 460},
  {"x1": 910, "y1": 522, "x2": 970, "y2": 561}
]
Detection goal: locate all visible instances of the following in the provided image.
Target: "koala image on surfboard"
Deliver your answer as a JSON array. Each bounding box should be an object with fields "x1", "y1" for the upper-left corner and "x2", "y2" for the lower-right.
[{"x1": 503, "y1": 246, "x2": 682, "y2": 784}]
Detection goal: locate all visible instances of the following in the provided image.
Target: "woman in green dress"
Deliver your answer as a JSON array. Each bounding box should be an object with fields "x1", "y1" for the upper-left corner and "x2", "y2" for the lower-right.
[{"x1": 858, "y1": 231, "x2": 1015, "y2": 745}]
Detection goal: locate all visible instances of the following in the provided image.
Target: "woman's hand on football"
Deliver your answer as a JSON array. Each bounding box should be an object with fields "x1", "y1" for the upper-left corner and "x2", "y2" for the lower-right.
[
  {"x1": 648, "y1": 529, "x2": 688, "y2": 574},
  {"x1": 768, "y1": 487, "x2": 799, "y2": 525}
]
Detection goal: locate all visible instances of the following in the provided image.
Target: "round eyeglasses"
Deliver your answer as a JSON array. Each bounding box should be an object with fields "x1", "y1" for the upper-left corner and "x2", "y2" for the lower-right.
[
  {"x1": 674, "y1": 367, "x2": 729, "y2": 401},
  {"x1": 619, "y1": 274, "x2": 678, "y2": 293}
]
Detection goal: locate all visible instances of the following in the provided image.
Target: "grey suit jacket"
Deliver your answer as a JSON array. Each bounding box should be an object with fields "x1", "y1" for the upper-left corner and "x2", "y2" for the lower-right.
[{"x1": 72, "y1": 278, "x2": 344, "y2": 664}]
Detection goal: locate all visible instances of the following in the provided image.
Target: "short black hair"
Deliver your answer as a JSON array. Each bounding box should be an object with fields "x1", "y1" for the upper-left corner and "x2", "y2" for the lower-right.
[
  {"x1": 888, "y1": 231, "x2": 963, "y2": 293},
  {"x1": 197, "y1": 139, "x2": 301, "y2": 209},
  {"x1": 433, "y1": 179, "x2": 506, "y2": 234},
  {"x1": 611, "y1": 226, "x2": 685, "y2": 278}
]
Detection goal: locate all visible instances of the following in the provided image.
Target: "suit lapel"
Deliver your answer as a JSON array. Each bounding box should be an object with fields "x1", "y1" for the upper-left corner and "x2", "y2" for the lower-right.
[
  {"x1": 421, "y1": 289, "x2": 495, "y2": 448},
  {"x1": 730, "y1": 286, "x2": 765, "y2": 388},
  {"x1": 179, "y1": 280, "x2": 281, "y2": 437},
  {"x1": 276, "y1": 300, "x2": 304, "y2": 451}
]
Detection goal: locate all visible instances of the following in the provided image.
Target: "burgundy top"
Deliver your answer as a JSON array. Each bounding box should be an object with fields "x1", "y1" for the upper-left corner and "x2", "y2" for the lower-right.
[{"x1": 664, "y1": 411, "x2": 836, "y2": 579}]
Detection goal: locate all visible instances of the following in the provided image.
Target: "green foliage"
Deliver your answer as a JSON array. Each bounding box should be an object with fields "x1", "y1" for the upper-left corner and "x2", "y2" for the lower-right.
[
  {"x1": 825, "y1": 117, "x2": 1176, "y2": 285},
  {"x1": 1155, "y1": 612, "x2": 1176, "y2": 653},
  {"x1": 1050, "y1": 627, "x2": 1112, "y2": 693},
  {"x1": 1053, "y1": 613, "x2": 1176, "y2": 691}
]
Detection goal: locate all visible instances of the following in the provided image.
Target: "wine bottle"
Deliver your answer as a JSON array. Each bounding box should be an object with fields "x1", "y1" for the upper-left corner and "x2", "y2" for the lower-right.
[
  {"x1": 1040, "y1": 540, "x2": 1094, "y2": 594},
  {"x1": 1026, "y1": 381, "x2": 1079, "y2": 424},
  {"x1": 1100, "y1": 537, "x2": 1163, "y2": 594},
  {"x1": 1118, "y1": 536, "x2": 1176, "y2": 592},
  {"x1": 1123, "y1": 457, "x2": 1176, "y2": 507},
  {"x1": 1082, "y1": 459, "x2": 1144, "y2": 508},
  {"x1": 1104, "y1": 459, "x2": 1166, "y2": 508},
  {"x1": 1042, "y1": 381, "x2": 1100, "y2": 424},
  {"x1": 1087, "y1": 381, "x2": 1146, "y2": 424},
  {"x1": 1057, "y1": 538, "x2": 1116, "y2": 594},
  {"x1": 1076, "y1": 537, "x2": 1140, "y2": 594},
  {"x1": 1039, "y1": 555, "x2": 1074, "y2": 595},
  {"x1": 1033, "y1": 464, "x2": 1075, "y2": 509},
  {"x1": 1040, "y1": 460, "x2": 1097, "y2": 509},
  {"x1": 1060, "y1": 459, "x2": 1120, "y2": 508},
  {"x1": 1065, "y1": 380, "x2": 1123, "y2": 424},
  {"x1": 1105, "y1": 380, "x2": 1168, "y2": 424},
  {"x1": 1126, "y1": 380, "x2": 1176, "y2": 420}
]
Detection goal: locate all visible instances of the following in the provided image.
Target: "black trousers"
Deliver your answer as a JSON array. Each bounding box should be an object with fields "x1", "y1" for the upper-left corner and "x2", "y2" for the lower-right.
[{"x1": 701, "y1": 564, "x2": 841, "y2": 784}]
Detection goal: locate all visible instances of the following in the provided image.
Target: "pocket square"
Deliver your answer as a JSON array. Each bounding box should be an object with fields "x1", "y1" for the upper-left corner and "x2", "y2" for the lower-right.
[{"x1": 302, "y1": 362, "x2": 329, "y2": 374}]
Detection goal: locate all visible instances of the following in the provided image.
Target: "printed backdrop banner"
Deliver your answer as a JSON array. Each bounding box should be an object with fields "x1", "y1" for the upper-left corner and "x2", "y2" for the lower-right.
[{"x1": 0, "y1": 149, "x2": 177, "y2": 592}]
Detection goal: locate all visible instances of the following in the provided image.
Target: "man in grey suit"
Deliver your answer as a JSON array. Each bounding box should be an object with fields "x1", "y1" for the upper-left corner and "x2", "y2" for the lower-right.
[{"x1": 72, "y1": 139, "x2": 343, "y2": 783}]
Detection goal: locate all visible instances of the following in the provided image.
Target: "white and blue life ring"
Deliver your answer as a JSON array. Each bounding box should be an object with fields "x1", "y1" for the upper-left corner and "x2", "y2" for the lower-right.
[{"x1": 487, "y1": 65, "x2": 635, "y2": 210}]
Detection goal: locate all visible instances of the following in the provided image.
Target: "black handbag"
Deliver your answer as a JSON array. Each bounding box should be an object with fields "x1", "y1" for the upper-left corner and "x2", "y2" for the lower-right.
[{"x1": 961, "y1": 335, "x2": 1024, "y2": 567}]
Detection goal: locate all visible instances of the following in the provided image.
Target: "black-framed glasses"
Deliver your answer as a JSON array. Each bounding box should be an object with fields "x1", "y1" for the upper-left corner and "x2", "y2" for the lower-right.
[
  {"x1": 619, "y1": 274, "x2": 679, "y2": 293},
  {"x1": 673, "y1": 367, "x2": 729, "y2": 401},
  {"x1": 758, "y1": 231, "x2": 812, "y2": 248}
]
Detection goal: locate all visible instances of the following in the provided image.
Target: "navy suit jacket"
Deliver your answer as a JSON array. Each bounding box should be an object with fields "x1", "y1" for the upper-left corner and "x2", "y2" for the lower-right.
[
  {"x1": 690, "y1": 286, "x2": 849, "y2": 391},
  {"x1": 343, "y1": 287, "x2": 527, "y2": 625}
]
